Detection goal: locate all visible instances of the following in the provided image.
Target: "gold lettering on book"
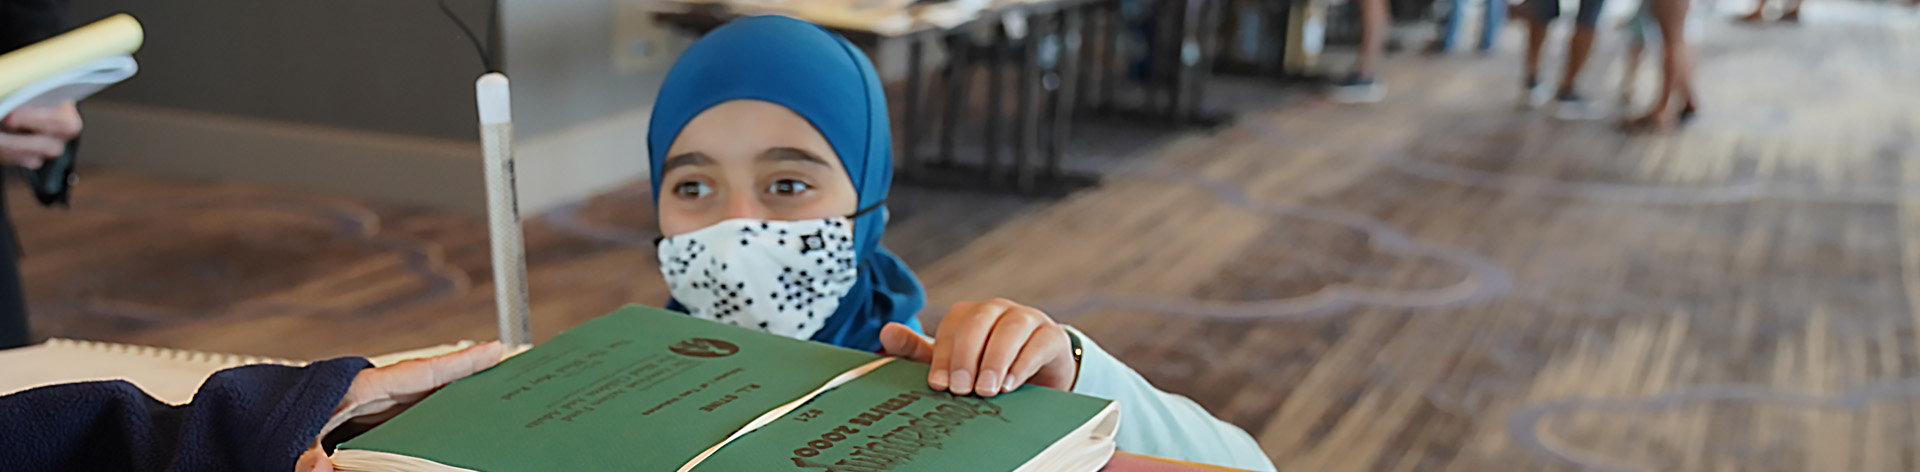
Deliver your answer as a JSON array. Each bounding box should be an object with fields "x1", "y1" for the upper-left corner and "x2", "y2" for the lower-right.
[{"x1": 787, "y1": 390, "x2": 1008, "y2": 470}]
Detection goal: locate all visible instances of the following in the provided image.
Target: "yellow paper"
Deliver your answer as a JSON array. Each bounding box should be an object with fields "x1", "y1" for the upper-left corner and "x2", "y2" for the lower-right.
[{"x1": 0, "y1": 14, "x2": 144, "y2": 99}]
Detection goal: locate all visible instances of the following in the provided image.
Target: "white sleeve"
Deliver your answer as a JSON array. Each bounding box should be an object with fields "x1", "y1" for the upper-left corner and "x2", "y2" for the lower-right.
[{"x1": 1064, "y1": 326, "x2": 1278, "y2": 472}]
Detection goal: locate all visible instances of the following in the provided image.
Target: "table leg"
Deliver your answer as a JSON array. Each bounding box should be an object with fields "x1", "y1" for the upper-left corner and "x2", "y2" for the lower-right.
[
  {"x1": 939, "y1": 32, "x2": 970, "y2": 166},
  {"x1": 1159, "y1": 0, "x2": 1186, "y2": 121},
  {"x1": 1171, "y1": 0, "x2": 1205, "y2": 125},
  {"x1": 903, "y1": 33, "x2": 925, "y2": 177},
  {"x1": 1050, "y1": 7, "x2": 1082, "y2": 178},
  {"x1": 1072, "y1": 4, "x2": 1094, "y2": 116},
  {"x1": 1188, "y1": 0, "x2": 1221, "y2": 121},
  {"x1": 1102, "y1": 2, "x2": 1121, "y2": 111},
  {"x1": 984, "y1": 23, "x2": 1008, "y2": 187},
  {"x1": 1016, "y1": 11, "x2": 1048, "y2": 193}
]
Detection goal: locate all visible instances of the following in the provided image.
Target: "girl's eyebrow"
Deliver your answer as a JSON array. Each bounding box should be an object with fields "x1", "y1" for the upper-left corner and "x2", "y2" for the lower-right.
[
  {"x1": 760, "y1": 147, "x2": 830, "y2": 166},
  {"x1": 661, "y1": 152, "x2": 716, "y2": 175}
]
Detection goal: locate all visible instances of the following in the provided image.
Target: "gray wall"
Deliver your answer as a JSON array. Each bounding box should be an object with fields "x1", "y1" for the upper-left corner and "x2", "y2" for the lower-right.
[
  {"x1": 502, "y1": 0, "x2": 686, "y2": 138},
  {"x1": 71, "y1": 1, "x2": 492, "y2": 141}
]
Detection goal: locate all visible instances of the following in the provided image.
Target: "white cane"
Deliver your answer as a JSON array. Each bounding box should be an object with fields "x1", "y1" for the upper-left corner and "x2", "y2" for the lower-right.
[{"x1": 475, "y1": 73, "x2": 532, "y2": 348}]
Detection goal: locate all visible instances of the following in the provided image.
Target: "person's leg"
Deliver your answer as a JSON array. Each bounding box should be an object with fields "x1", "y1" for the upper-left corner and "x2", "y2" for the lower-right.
[
  {"x1": 1520, "y1": 0, "x2": 1555, "y2": 106},
  {"x1": 1355, "y1": 0, "x2": 1388, "y2": 77},
  {"x1": 1556, "y1": 27, "x2": 1596, "y2": 94},
  {"x1": 1741, "y1": 0, "x2": 1769, "y2": 21},
  {"x1": 0, "y1": 254, "x2": 30, "y2": 350},
  {"x1": 1480, "y1": 0, "x2": 1506, "y2": 51},
  {"x1": 1331, "y1": 0, "x2": 1392, "y2": 103},
  {"x1": 1524, "y1": 12, "x2": 1550, "y2": 85},
  {"x1": 1557, "y1": 0, "x2": 1606, "y2": 98},
  {"x1": 1627, "y1": 0, "x2": 1695, "y2": 131},
  {"x1": 1439, "y1": 0, "x2": 1467, "y2": 51}
]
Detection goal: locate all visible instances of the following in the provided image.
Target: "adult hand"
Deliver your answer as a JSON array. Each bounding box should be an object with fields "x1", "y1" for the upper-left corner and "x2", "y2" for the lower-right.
[
  {"x1": 293, "y1": 341, "x2": 506, "y2": 471},
  {"x1": 879, "y1": 298, "x2": 1076, "y2": 398},
  {"x1": 0, "y1": 102, "x2": 82, "y2": 170}
]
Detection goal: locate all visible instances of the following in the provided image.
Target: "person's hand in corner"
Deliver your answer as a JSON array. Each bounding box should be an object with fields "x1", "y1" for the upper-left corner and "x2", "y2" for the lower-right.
[
  {"x1": 0, "y1": 102, "x2": 81, "y2": 170},
  {"x1": 879, "y1": 298, "x2": 1078, "y2": 398},
  {"x1": 293, "y1": 341, "x2": 507, "y2": 472}
]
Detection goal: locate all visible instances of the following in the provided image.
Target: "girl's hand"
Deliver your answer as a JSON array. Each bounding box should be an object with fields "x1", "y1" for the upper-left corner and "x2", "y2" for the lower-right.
[{"x1": 879, "y1": 298, "x2": 1077, "y2": 397}]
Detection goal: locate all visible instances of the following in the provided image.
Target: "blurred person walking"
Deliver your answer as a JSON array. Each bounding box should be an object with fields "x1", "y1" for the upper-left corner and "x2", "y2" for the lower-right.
[
  {"x1": 1329, "y1": 0, "x2": 1392, "y2": 103},
  {"x1": 1519, "y1": 0, "x2": 1610, "y2": 119},
  {"x1": 1623, "y1": 0, "x2": 1699, "y2": 132},
  {"x1": 1738, "y1": 0, "x2": 1802, "y2": 22}
]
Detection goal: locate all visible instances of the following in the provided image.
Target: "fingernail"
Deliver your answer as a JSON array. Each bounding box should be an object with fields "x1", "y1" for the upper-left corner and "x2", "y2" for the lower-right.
[
  {"x1": 977, "y1": 370, "x2": 1001, "y2": 396},
  {"x1": 950, "y1": 370, "x2": 974, "y2": 395},
  {"x1": 1003, "y1": 377, "x2": 1022, "y2": 393},
  {"x1": 929, "y1": 370, "x2": 949, "y2": 390}
]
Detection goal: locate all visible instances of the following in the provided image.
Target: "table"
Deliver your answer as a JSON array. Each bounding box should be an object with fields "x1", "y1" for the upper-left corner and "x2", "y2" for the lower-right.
[
  {"x1": 1105, "y1": 451, "x2": 1259, "y2": 471},
  {"x1": 647, "y1": 0, "x2": 1233, "y2": 195}
]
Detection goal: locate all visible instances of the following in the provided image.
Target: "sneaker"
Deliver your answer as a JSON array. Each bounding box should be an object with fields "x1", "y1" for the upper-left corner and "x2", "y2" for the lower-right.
[
  {"x1": 1551, "y1": 92, "x2": 1608, "y2": 120},
  {"x1": 1328, "y1": 75, "x2": 1387, "y2": 104},
  {"x1": 1518, "y1": 79, "x2": 1551, "y2": 109}
]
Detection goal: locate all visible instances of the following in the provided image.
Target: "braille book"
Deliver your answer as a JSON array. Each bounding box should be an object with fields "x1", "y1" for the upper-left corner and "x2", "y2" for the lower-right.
[{"x1": 330, "y1": 304, "x2": 1124, "y2": 472}]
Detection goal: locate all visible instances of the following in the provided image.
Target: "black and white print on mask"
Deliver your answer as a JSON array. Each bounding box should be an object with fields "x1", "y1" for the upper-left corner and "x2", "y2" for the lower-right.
[{"x1": 657, "y1": 217, "x2": 860, "y2": 339}]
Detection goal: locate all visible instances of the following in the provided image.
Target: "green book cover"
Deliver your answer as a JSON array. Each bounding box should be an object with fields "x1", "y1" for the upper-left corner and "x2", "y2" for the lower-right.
[{"x1": 338, "y1": 305, "x2": 1116, "y2": 471}]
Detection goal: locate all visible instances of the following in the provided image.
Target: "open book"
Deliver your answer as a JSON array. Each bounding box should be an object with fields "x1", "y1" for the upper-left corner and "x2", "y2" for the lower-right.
[
  {"x1": 0, "y1": 13, "x2": 143, "y2": 117},
  {"x1": 0, "y1": 339, "x2": 477, "y2": 405},
  {"x1": 331, "y1": 305, "x2": 1123, "y2": 472}
]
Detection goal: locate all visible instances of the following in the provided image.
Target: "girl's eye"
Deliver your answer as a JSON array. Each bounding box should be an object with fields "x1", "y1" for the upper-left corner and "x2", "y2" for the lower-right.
[
  {"x1": 673, "y1": 180, "x2": 714, "y2": 199},
  {"x1": 768, "y1": 179, "x2": 811, "y2": 196}
]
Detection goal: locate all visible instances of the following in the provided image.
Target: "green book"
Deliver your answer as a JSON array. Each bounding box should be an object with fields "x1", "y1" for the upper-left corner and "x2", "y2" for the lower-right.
[{"x1": 332, "y1": 305, "x2": 1120, "y2": 472}]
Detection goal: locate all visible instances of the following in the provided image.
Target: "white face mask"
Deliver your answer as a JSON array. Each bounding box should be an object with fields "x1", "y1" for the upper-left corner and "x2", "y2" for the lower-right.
[{"x1": 657, "y1": 216, "x2": 861, "y2": 339}]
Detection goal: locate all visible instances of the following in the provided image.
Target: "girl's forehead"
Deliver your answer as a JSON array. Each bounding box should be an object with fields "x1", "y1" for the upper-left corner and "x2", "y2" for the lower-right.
[{"x1": 666, "y1": 100, "x2": 846, "y2": 171}]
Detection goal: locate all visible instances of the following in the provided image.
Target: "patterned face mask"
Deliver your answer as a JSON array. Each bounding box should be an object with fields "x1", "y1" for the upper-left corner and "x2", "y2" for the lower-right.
[{"x1": 656, "y1": 205, "x2": 876, "y2": 339}]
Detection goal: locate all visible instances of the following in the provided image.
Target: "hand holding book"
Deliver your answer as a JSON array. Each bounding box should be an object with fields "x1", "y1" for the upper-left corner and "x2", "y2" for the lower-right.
[
  {"x1": 879, "y1": 298, "x2": 1079, "y2": 397},
  {"x1": 296, "y1": 342, "x2": 510, "y2": 472},
  {"x1": 0, "y1": 101, "x2": 79, "y2": 169}
]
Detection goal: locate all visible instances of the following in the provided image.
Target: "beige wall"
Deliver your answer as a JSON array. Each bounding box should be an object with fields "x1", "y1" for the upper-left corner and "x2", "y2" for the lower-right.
[{"x1": 500, "y1": 0, "x2": 689, "y2": 213}]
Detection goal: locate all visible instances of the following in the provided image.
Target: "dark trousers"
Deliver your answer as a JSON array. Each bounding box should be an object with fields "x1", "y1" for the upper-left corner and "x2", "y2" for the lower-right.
[
  {"x1": 0, "y1": 178, "x2": 27, "y2": 349},
  {"x1": 0, "y1": 253, "x2": 24, "y2": 349}
]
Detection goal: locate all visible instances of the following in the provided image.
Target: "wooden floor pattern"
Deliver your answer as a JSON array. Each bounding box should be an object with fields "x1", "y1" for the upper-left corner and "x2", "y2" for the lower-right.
[{"x1": 12, "y1": 2, "x2": 1920, "y2": 470}]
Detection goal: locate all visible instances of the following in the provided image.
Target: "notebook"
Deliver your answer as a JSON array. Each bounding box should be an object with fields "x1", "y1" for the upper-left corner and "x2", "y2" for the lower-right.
[
  {"x1": 0, "y1": 338, "x2": 476, "y2": 405},
  {"x1": 329, "y1": 304, "x2": 1124, "y2": 472},
  {"x1": 0, "y1": 13, "x2": 143, "y2": 117}
]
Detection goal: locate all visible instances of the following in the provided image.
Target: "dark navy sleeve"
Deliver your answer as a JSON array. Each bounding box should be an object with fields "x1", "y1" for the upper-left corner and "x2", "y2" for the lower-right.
[
  {"x1": 0, "y1": 356, "x2": 373, "y2": 472},
  {"x1": 0, "y1": 0, "x2": 70, "y2": 52}
]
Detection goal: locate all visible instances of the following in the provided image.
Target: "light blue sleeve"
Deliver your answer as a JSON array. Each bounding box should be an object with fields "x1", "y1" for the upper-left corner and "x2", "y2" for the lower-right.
[{"x1": 1064, "y1": 326, "x2": 1278, "y2": 472}]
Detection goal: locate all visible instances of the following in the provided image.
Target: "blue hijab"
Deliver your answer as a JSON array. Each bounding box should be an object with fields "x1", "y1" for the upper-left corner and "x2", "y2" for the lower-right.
[{"x1": 647, "y1": 16, "x2": 926, "y2": 351}]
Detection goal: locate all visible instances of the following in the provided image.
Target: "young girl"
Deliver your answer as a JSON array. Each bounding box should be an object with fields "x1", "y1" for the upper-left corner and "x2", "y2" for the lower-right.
[{"x1": 645, "y1": 15, "x2": 1276, "y2": 472}]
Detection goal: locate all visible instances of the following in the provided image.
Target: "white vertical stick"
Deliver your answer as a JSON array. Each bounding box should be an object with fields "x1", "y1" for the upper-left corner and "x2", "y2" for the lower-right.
[{"x1": 476, "y1": 73, "x2": 532, "y2": 348}]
